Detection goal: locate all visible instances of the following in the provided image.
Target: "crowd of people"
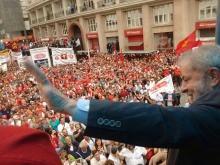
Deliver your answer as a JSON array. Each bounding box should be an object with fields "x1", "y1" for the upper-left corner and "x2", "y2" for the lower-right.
[
  {"x1": 0, "y1": 49, "x2": 187, "y2": 165},
  {"x1": 19, "y1": 37, "x2": 80, "y2": 56}
]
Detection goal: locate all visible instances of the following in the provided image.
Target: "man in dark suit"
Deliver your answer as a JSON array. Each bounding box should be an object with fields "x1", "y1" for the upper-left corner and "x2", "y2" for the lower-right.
[
  {"x1": 163, "y1": 90, "x2": 177, "y2": 106},
  {"x1": 24, "y1": 45, "x2": 220, "y2": 165}
]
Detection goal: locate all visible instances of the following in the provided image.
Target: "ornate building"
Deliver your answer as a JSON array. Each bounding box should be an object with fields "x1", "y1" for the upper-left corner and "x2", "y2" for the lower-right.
[{"x1": 26, "y1": 0, "x2": 217, "y2": 52}]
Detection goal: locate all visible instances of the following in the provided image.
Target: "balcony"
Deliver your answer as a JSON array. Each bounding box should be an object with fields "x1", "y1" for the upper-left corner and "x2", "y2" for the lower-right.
[
  {"x1": 97, "y1": 0, "x2": 116, "y2": 8},
  {"x1": 38, "y1": 16, "x2": 45, "y2": 22},
  {"x1": 46, "y1": 14, "x2": 54, "y2": 21},
  {"x1": 54, "y1": 10, "x2": 64, "y2": 18},
  {"x1": 31, "y1": 19, "x2": 38, "y2": 24},
  {"x1": 66, "y1": 4, "x2": 78, "y2": 15},
  {"x1": 26, "y1": 0, "x2": 50, "y2": 10},
  {"x1": 80, "y1": 2, "x2": 95, "y2": 12}
]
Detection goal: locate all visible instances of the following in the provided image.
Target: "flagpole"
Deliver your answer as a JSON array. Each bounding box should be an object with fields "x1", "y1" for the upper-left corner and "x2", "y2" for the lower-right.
[{"x1": 215, "y1": 0, "x2": 220, "y2": 45}]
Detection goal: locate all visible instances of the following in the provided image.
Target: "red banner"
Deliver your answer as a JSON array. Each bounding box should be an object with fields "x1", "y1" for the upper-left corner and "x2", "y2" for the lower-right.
[
  {"x1": 124, "y1": 28, "x2": 143, "y2": 36},
  {"x1": 86, "y1": 33, "x2": 98, "y2": 39},
  {"x1": 195, "y1": 20, "x2": 216, "y2": 29}
]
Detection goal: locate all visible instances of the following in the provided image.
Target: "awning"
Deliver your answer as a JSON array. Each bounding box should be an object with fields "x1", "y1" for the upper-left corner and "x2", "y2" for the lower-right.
[
  {"x1": 123, "y1": 50, "x2": 157, "y2": 54},
  {"x1": 124, "y1": 42, "x2": 143, "y2": 46}
]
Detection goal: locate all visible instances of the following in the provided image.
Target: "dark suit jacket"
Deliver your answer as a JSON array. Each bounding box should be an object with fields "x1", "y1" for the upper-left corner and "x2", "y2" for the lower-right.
[
  {"x1": 163, "y1": 93, "x2": 177, "y2": 106},
  {"x1": 85, "y1": 88, "x2": 220, "y2": 165}
]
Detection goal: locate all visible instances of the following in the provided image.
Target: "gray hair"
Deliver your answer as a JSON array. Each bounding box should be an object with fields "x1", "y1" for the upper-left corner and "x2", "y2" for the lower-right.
[{"x1": 177, "y1": 45, "x2": 220, "y2": 72}]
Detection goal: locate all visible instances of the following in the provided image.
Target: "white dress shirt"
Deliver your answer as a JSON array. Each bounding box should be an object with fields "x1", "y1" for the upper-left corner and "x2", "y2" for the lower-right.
[{"x1": 120, "y1": 146, "x2": 147, "y2": 165}]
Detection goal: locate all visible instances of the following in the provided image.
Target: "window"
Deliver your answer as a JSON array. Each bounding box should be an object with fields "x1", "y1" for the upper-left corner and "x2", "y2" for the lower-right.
[
  {"x1": 59, "y1": 3, "x2": 63, "y2": 10},
  {"x1": 199, "y1": 0, "x2": 217, "y2": 20},
  {"x1": 126, "y1": 9, "x2": 142, "y2": 28},
  {"x1": 105, "y1": 14, "x2": 117, "y2": 30},
  {"x1": 61, "y1": 23, "x2": 68, "y2": 35},
  {"x1": 46, "y1": 5, "x2": 53, "y2": 18},
  {"x1": 88, "y1": 18, "x2": 97, "y2": 32},
  {"x1": 200, "y1": 29, "x2": 215, "y2": 38},
  {"x1": 42, "y1": 27, "x2": 48, "y2": 37},
  {"x1": 84, "y1": 0, "x2": 94, "y2": 9},
  {"x1": 51, "y1": 26, "x2": 57, "y2": 36},
  {"x1": 153, "y1": 3, "x2": 173, "y2": 25},
  {"x1": 36, "y1": 28, "x2": 41, "y2": 38},
  {"x1": 71, "y1": 0, "x2": 76, "y2": 4},
  {"x1": 58, "y1": 3, "x2": 64, "y2": 15},
  {"x1": 104, "y1": 0, "x2": 114, "y2": 4}
]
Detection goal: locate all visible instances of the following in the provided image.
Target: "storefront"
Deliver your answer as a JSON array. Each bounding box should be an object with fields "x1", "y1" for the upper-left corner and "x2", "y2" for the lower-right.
[
  {"x1": 196, "y1": 20, "x2": 216, "y2": 45},
  {"x1": 124, "y1": 28, "x2": 144, "y2": 51},
  {"x1": 86, "y1": 33, "x2": 99, "y2": 51}
]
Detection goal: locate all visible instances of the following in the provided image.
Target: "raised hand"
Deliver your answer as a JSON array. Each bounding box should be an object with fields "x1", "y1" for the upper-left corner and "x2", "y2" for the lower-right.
[{"x1": 24, "y1": 60, "x2": 77, "y2": 115}]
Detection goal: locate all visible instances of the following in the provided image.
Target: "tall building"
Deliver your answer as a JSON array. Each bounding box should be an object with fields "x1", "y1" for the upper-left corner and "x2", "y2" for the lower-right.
[
  {"x1": 26, "y1": 0, "x2": 217, "y2": 52},
  {"x1": 20, "y1": 0, "x2": 33, "y2": 38},
  {"x1": 0, "y1": 0, "x2": 32, "y2": 43}
]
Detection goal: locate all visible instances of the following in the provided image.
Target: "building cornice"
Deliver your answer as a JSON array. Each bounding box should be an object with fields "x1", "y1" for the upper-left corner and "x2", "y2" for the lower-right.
[{"x1": 30, "y1": 0, "x2": 156, "y2": 28}]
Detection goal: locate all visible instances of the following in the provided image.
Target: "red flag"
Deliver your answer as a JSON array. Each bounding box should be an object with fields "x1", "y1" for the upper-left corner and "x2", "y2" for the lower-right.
[
  {"x1": 6, "y1": 40, "x2": 19, "y2": 52},
  {"x1": 175, "y1": 30, "x2": 199, "y2": 55},
  {"x1": 195, "y1": 39, "x2": 202, "y2": 47},
  {"x1": 119, "y1": 49, "x2": 124, "y2": 66}
]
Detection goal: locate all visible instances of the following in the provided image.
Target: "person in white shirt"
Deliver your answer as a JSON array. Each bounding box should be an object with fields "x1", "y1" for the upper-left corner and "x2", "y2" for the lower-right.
[
  {"x1": 145, "y1": 80, "x2": 151, "y2": 91},
  {"x1": 153, "y1": 93, "x2": 164, "y2": 106},
  {"x1": 81, "y1": 136, "x2": 95, "y2": 151},
  {"x1": 108, "y1": 145, "x2": 122, "y2": 165},
  {"x1": 68, "y1": 121, "x2": 76, "y2": 135},
  {"x1": 57, "y1": 117, "x2": 70, "y2": 133},
  {"x1": 10, "y1": 115, "x2": 21, "y2": 126},
  {"x1": 90, "y1": 149, "x2": 107, "y2": 165},
  {"x1": 149, "y1": 78, "x2": 155, "y2": 89},
  {"x1": 120, "y1": 144, "x2": 147, "y2": 165},
  {"x1": 140, "y1": 86, "x2": 148, "y2": 95}
]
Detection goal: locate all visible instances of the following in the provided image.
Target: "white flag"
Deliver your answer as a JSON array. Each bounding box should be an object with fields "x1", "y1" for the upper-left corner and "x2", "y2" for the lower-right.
[
  {"x1": 76, "y1": 38, "x2": 81, "y2": 47},
  {"x1": 149, "y1": 74, "x2": 174, "y2": 99}
]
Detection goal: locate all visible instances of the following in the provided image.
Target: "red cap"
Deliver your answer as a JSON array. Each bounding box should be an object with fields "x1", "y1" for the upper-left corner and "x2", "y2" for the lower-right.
[{"x1": 0, "y1": 126, "x2": 62, "y2": 165}]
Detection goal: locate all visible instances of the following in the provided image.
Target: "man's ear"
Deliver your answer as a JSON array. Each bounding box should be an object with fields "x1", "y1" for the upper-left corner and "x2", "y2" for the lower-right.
[{"x1": 209, "y1": 67, "x2": 220, "y2": 87}]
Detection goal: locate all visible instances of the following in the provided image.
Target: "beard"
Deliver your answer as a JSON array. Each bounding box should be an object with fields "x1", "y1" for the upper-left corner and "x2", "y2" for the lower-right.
[{"x1": 193, "y1": 76, "x2": 211, "y2": 101}]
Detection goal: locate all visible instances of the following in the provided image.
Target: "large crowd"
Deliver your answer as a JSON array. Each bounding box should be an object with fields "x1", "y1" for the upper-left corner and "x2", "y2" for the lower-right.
[{"x1": 0, "y1": 48, "x2": 190, "y2": 165}]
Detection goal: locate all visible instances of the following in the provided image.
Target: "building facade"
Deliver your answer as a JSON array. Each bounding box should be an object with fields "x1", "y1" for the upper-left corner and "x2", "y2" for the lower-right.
[
  {"x1": 26, "y1": 0, "x2": 217, "y2": 52},
  {"x1": 0, "y1": 0, "x2": 33, "y2": 43},
  {"x1": 0, "y1": 0, "x2": 24, "y2": 41},
  {"x1": 20, "y1": 0, "x2": 33, "y2": 39}
]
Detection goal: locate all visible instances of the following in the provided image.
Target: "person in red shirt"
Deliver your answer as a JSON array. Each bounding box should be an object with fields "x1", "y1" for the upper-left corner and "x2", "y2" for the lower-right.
[{"x1": 120, "y1": 87, "x2": 128, "y2": 98}]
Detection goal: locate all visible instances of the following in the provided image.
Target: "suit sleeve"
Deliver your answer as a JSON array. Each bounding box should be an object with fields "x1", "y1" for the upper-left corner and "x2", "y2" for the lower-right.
[{"x1": 84, "y1": 99, "x2": 220, "y2": 151}]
